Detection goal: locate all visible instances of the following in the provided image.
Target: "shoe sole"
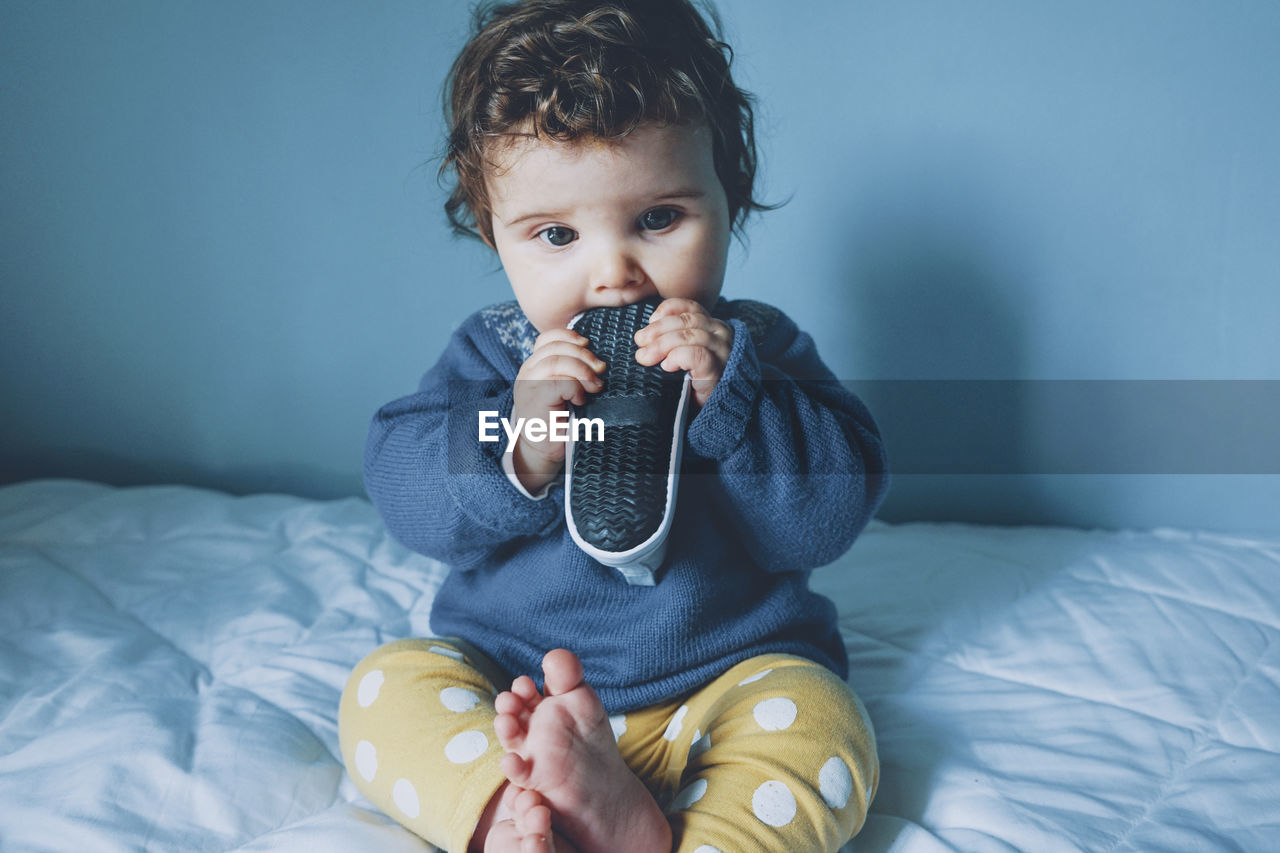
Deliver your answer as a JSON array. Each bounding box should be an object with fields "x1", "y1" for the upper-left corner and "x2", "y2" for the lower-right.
[{"x1": 565, "y1": 299, "x2": 690, "y2": 585}]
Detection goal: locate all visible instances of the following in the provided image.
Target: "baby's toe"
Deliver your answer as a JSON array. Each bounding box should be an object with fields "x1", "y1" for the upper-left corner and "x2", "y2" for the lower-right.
[
  {"x1": 500, "y1": 781, "x2": 521, "y2": 813},
  {"x1": 520, "y1": 833, "x2": 554, "y2": 853},
  {"x1": 494, "y1": 712, "x2": 526, "y2": 751},
  {"x1": 500, "y1": 751, "x2": 535, "y2": 788},
  {"x1": 514, "y1": 790, "x2": 555, "y2": 853},
  {"x1": 495, "y1": 690, "x2": 524, "y2": 715},
  {"x1": 512, "y1": 675, "x2": 542, "y2": 705},
  {"x1": 541, "y1": 649, "x2": 584, "y2": 697},
  {"x1": 481, "y1": 818, "x2": 520, "y2": 853},
  {"x1": 514, "y1": 789, "x2": 551, "y2": 832}
]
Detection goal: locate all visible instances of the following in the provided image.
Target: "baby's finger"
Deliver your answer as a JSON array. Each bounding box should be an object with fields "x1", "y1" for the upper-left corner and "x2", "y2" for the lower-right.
[
  {"x1": 521, "y1": 355, "x2": 605, "y2": 391},
  {"x1": 635, "y1": 328, "x2": 728, "y2": 368},
  {"x1": 522, "y1": 341, "x2": 607, "y2": 376},
  {"x1": 653, "y1": 342, "x2": 725, "y2": 378},
  {"x1": 635, "y1": 310, "x2": 728, "y2": 348},
  {"x1": 516, "y1": 376, "x2": 596, "y2": 411},
  {"x1": 645, "y1": 297, "x2": 707, "y2": 324},
  {"x1": 533, "y1": 327, "x2": 592, "y2": 351}
]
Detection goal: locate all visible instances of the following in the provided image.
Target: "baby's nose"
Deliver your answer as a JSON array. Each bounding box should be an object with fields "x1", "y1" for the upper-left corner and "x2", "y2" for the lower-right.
[{"x1": 591, "y1": 246, "x2": 644, "y2": 292}]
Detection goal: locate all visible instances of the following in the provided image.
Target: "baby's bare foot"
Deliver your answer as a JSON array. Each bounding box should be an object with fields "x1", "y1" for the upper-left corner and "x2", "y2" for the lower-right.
[
  {"x1": 494, "y1": 649, "x2": 671, "y2": 853},
  {"x1": 481, "y1": 784, "x2": 573, "y2": 853}
]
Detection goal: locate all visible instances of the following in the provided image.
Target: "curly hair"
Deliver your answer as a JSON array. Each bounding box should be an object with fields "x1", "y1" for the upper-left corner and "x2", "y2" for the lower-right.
[{"x1": 441, "y1": 0, "x2": 768, "y2": 244}]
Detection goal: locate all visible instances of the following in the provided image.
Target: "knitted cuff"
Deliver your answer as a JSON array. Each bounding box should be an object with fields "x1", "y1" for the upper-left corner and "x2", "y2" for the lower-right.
[
  {"x1": 445, "y1": 386, "x2": 562, "y2": 535},
  {"x1": 685, "y1": 317, "x2": 761, "y2": 459}
]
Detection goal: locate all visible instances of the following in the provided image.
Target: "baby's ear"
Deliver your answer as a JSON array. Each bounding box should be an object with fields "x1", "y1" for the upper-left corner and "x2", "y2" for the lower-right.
[{"x1": 470, "y1": 207, "x2": 496, "y2": 248}]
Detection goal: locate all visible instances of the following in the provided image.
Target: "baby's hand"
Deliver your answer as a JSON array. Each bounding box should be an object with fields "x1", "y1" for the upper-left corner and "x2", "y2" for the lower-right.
[
  {"x1": 633, "y1": 297, "x2": 734, "y2": 409},
  {"x1": 509, "y1": 329, "x2": 607, "y2": 493}
]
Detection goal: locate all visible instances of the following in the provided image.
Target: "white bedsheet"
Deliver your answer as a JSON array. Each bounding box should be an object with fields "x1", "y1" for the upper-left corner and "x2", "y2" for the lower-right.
[{"x1": 1, "y1": 480, "x2": 1277, "y2": 851}]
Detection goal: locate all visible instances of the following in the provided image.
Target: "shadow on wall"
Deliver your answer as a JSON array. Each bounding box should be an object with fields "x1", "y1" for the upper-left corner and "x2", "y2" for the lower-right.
[{"x1": 832, "y1": 151, "x2": 1069, "y2": 526}]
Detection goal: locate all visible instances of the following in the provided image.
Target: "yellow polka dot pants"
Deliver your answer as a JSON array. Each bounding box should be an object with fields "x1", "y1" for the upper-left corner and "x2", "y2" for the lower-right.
[{"x1": 339, "y1": 638, "x2": 878, "y2": 853}]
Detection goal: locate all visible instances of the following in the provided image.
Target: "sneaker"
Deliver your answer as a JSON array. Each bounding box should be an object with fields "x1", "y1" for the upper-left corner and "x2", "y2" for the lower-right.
[{"x1": 565, "y1": 299, "x2": 691, "y2": 585}]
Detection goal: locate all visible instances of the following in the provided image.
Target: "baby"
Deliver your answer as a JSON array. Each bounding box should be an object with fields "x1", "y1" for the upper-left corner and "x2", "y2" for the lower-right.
[{"x1": 340, "y1": 1, "x2": 889, "y2": 851}]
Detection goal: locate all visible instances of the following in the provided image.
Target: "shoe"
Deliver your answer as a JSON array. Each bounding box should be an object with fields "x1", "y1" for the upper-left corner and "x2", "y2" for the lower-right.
[{"x1": 565, "y1": 299, "x2": 691, "y2": 586}]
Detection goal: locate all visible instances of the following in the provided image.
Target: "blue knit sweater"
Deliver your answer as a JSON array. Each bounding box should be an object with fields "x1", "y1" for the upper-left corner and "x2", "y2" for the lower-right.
[{"x1": 364, "y1": 298, "x2": 889, "y2": 713}]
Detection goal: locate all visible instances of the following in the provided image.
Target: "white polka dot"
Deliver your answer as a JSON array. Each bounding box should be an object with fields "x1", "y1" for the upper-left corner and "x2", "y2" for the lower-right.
[
  {"x1": 752, "y1": 780, "x2": 797, "y2": 827},
  {"x1": 738, "y1": 668, "x2": 773, "y2": 686},
  {"x1": 753, "y1": 697, "x2": 798, "y2": 731},
  {"x1": 819, "y1": 756, "x2": 853, "y2": 809},
  {"x1": 429, "y1": 645, "x2": 464, "y2": 661},
  {"x1": 671, "y1": 778, "x2": 708, "y2": 811},
  {"x1": 354, "y1": 740, "x2": 378, "y2": 782},
  {"x1": 357, "y1": 670, "x2": 384, "y2": 707},
  {"x1": 440, "y1": 686, "x2": 480, "y2": 712},
  {"x1": 689, "y1": 730, "x2": 712, "y2": 761},
  {"x1": 445, "y1": 730, "x2": 489, "y2": 764},
  {"x1": 609, "y1": 714, "x2": 628, "y2": 741},
  {"x1": 663, "y1": 704, "x2": 689, "y2": 742},
  {"x1": 393, "y1": 778, "x2": 420, "y2": 819},
  {"x1": 692, "y1": 847, "x2": 723, "y2": 853}
]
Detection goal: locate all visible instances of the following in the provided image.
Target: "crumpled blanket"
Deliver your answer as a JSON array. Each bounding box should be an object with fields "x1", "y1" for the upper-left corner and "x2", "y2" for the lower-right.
[{"x1": 1, "y1": 480, "x2": 1277, "y2": 851}]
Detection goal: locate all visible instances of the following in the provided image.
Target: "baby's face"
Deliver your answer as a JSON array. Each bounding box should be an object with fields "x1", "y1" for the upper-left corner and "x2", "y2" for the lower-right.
[{"x1": 486, "y1": 121, "x2": 732, "y2": 334}]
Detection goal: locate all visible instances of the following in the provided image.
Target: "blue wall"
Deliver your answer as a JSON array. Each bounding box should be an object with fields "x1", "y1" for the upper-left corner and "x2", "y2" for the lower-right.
[{"x1": 3, "y1": 1, "x2": 1277, "y2": 533}]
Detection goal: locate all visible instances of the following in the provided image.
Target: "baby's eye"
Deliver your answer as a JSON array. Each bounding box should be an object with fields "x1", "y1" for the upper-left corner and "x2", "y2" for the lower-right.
[
  {"x1": 538, "y1": 226, "x2": 577, "y2": 247},
  {"x1": 640, "y1": 208, "x2": 679, "y2": 231}
]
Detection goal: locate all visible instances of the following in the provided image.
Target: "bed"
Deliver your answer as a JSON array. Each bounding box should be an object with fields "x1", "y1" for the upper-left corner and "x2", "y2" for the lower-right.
[{"x1": 1, "y1": 479, "x2": 1277, "y2": 851}]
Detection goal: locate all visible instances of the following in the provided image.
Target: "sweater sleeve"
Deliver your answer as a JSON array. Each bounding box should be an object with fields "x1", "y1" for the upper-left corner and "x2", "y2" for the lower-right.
[
  {"x1": 684, "y1": 301, "x2": 890, "y2": 573},
  {"x1": 363, "y1": 311, "x2": 562, "y2": 570}
]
